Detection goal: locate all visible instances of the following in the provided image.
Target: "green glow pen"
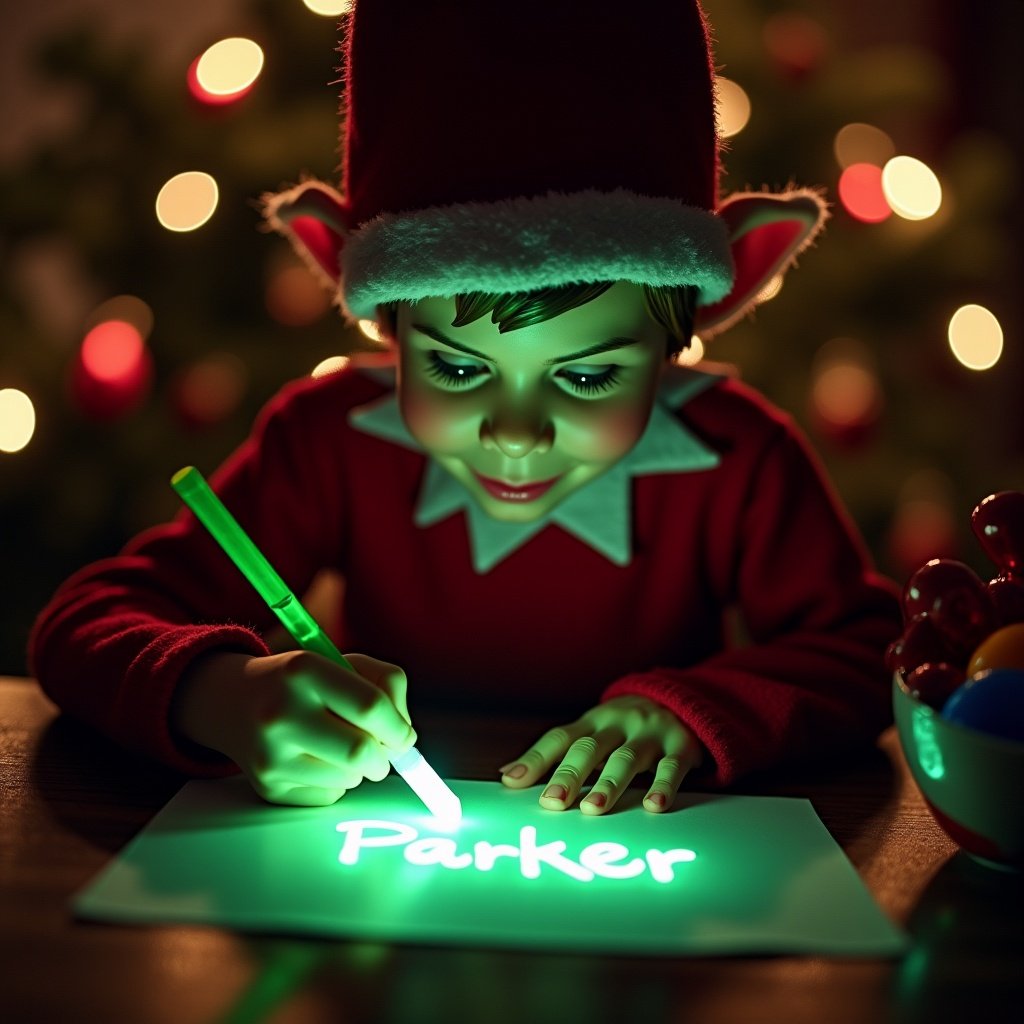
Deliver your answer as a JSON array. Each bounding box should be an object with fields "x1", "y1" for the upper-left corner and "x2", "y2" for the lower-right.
[{"x1": 171, "y1": 465, "x2": 462, "y2": 828}]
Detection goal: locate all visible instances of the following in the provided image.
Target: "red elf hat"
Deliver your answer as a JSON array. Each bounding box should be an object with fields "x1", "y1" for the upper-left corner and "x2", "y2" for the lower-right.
[{"x1": 265, "y1": 1, "x2": 827, "y2": 338}]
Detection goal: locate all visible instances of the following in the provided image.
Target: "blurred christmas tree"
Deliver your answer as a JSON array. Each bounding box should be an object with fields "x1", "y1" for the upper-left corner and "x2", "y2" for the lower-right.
[{"x1": 0, "y1": 0, "x2": 1021, "y2": 673}]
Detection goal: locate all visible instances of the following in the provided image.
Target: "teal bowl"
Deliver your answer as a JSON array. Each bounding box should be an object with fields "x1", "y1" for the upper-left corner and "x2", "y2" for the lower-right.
[{"x1": 892, "y1": 673, "x2": 1024, "y2": 869}]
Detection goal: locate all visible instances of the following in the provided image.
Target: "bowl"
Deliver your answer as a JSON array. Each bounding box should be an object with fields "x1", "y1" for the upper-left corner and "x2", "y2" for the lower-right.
[{"x1": 892, "y1": 673, "x2": 1024, "y2": 870}]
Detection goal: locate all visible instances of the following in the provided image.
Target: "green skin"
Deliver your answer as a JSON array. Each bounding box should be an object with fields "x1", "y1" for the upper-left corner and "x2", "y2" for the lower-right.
[{"x1": 172, "y1": 283, "x2": 703, "y2": 814}]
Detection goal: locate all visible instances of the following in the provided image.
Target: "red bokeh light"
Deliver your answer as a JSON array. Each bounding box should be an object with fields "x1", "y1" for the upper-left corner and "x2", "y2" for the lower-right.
[
  {"x1": 837, "y1": 163, "x2": 892, "y2": 224},
  {"x1": 73, "y1": 320, "x2": 152, "y2": 420}
]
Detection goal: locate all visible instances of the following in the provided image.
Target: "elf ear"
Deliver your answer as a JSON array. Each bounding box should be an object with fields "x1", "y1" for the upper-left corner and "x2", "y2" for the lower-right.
[
  {"x1": 262, "y1": 180, "x2": 349, "y2": 289},
  {"x1": 694, "y1": 189, "x2": 829, "y2": 338}
]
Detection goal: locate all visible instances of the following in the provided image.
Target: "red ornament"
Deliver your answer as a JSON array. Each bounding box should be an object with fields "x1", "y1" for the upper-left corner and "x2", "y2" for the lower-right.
[
  {"x1": 904, "y1": 662, "x2": 964, "y2": 711},
  {"x1": 902, "y1": 558, "x2": 995, "y2": 656},
  {"x1": 971, "y1": 491, "x2": 1024, "y2": 576}
]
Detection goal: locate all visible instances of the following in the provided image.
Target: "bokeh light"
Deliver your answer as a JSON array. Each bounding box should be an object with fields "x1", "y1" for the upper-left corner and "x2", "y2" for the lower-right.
[
  {"x1": 188, "y1": 38, "x2": 264, "y2": 105},
  {"x1": 85, "y1": 294, "x2": 154, "y2": 341},
  {"x1": 81, "y1": 321, "x2": 146, "y2": 383},
  {"x1": 173, "y1": 353, "x2": 248, "y2": 428},
  {"x1": 810, "y1": 337, "x2": 882, "y2": 444},
  {"x1": 714, "y1": 77, "x2": 751, "y2": 138},
  {"x1": 73, "y1": 320, "x2": 153, "y2": 420},
  {"x1": 358, "y1": 319, "x2": 384, "y2": 343},
  {"x1": 887, "y1": 469, "x2": 959, "y2": 574},
  {"x1": 675, "y1": 336, "x2": 706, "y2": 367},
  {"x1": 837, "y1": 163, "x2": 892, "y2": 223},
  {"x1": 312, "y1": 356, "x2": 350, "y2": 378},
  {"x1": 833, "y1": 123, "x2": 896, "y2": 170},
  {"x1": 882, "y1": 156, "x2": 942, "y2": 221},
  {"x1": 0, "y1": 388, "x2": 36, "y2": 453},
  {"x1": 947, "y1": 304, "x2": 1003, "y2": 371},
  {"x1": 155, "y1": 172, "x2": 219, "y2": 232},
  {"x1": 265, "y1": 264, "x2": 332, "y2": 326},
  {"x1": 762, "y1": 12, "x2": 829, "y2": 79},
  {"x1": 302, "y1": 0, "x2": 353, "y2": 15},
  {"x1": 756, "y1": 275, "x2": 784, "y2": 304}
]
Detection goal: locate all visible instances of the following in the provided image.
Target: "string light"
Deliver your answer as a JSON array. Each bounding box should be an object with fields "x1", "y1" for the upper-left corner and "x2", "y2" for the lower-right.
[
  {"x1": 675, "y1": 336, "x2": 705, "y2": 367},
  {"x1": 358, "y1": 320, "x2": 384, "y2": 343},
  {"x1": 302, "y1": 0, "x2": 353, "y2": 15},
  {"x1": 312, "y1": 356, "x2": 350, "y2": 378},
  {"x1": 188, "y1": 38, "x2": 264, "y2": 106},
  {"x1": 837, "y1": 163, "x2": 891, "y2": 223},
  {"x1": 833, "y1": 123, "x2": 896, "y2": 170},
  {"x1": 0, "y1": 388, "x2": 36, "y2": 454},
  {"x1": 156, "y1": 172, "x2": 219, "y2": 232},
  {"x1": 882, "y1": 156, "x2": 942, "y2": 221},
  {"x1": 948, "y1": 304, "x2": 1003, "y2": 371},
  {"x1": 714, "y1": 77, "x2": 751, "y2": 138}
]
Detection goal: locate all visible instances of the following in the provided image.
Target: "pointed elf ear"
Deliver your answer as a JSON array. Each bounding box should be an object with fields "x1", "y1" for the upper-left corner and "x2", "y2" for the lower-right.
[
  {"x1": 263, "y1": 180, "x2": 349, "y2": 290},
  {"x1": 694, "y1": 189, "x2": 828, "y2": 338}
]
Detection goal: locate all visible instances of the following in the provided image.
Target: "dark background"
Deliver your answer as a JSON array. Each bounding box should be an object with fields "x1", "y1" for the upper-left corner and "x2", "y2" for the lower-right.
[{"x1": 1, "y1": 0, "x2": 1022, "y2": 675}]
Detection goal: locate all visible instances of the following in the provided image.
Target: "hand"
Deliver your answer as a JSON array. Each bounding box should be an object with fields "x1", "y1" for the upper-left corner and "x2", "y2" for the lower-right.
[
  {"x1": 172, "y1": 649, "x2": 416, "y2": 806},
  {"x1": 498, "y1": 695, "x2": 702, "y2": 814}
]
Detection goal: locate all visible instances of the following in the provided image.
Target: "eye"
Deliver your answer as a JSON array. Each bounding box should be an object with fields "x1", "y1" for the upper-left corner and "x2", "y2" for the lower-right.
[
  {"x1": 556, "y1": 364, "x2": 622, "y2": 396},
  {"x1": 425, "y1": 350, "x2": 489, "y2": 388}
]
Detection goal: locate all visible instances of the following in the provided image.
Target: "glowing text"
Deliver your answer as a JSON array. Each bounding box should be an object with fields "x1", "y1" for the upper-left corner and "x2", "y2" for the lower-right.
[{"x1": 336, "y1": 819, "x2": 697, "y2": 883}]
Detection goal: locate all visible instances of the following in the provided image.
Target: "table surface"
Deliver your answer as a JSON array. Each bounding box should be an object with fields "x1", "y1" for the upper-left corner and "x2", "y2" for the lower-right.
[{"x1": 2, "y1": 676, "x2": 1022, "y2": 1024}]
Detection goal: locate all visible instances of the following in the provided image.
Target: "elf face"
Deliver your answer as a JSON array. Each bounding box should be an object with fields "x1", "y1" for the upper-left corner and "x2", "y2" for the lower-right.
[{"x1": 396, "y1": 282, "x2": 668, "y2": 523}]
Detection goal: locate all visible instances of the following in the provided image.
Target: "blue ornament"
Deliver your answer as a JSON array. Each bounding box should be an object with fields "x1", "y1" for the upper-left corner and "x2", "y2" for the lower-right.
[{"x1": 941, "y1": 668, "x2": 1024, "y2": 743}]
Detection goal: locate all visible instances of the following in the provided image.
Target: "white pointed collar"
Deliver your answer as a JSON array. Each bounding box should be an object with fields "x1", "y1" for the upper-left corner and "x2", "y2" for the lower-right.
[{"x1": 349, "y1": 364, "x2": 722, "y2": 573}]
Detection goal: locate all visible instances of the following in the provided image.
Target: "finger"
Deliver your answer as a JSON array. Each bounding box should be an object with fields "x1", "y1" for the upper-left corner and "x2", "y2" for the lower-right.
[
  {"x1": 304, "y1": 705, "x2": 394, "y2": 782},
  {"x1": 272, "y1": 752, "x2": 367, "y2": 793},
  {"x1": 643, "y1": 753, "x2": 694, "y2": 813},
  {"x1": 500, "y1": 724, "x2": 582, "y2": 788},
  {"x1": 251, "y1": 775, "x2": 347, "y2": 807},
  {"x1": 298, "y1": 652, "x2": 415, "y2": 752},
  {"x1": 540, "y1": 730, "x2": 624, "y2": 810},
  {"x1": 581, "y1": 741, "x2": 658, "y2": 815},
  {"x1": 345, "y1": 653, "x2": 413, "y2": 728}
]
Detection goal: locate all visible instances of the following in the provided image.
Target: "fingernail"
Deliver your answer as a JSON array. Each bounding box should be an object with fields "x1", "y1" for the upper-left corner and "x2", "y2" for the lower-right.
[
  {"x1": 502, "y1": 763, "x2": 527, "y2": 780},
  {"x1": 582, "y1": 792, "x2": 606, "y2": 809},
  {"x1": 644, "y1": 792, "x2": 666, "y2": 810},
  {"x1": 542, "y1": 784, "x2": 567, "y2": 802}
]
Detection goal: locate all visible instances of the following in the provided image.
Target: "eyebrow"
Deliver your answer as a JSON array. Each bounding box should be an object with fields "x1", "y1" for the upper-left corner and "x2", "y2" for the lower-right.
[{"x1": 411, "y1": 323, "x2": 641, "y2": 364}]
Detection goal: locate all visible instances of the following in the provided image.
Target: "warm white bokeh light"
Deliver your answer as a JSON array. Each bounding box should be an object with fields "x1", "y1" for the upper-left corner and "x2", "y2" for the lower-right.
[
  {"x1": 675, "y1": 336, "x2": 705, "y2": 366},
  {"x1": 302, "y1": 0, "x2": 353, "y2": 15},
  {"x1": 756, "y1": 275, "x2": 784, "y2": 303},
  {"x1": 312, "y1": 355, "x2": 350, "y2": 378},
  {"x1": 155, "y1": 172, "x2": 219, "y2": 232},
  {"x1": 948, "y1": 304, "x2": 1003, "y2": 371},
  {"x1": 833, "y1": 122, "x2": 896, "y2": 169},
  {"x1": 358, "y1": 319, "x2": 384, "y2": 343},
  {"x1": 195, "y1": 38, "x2": 265, "y2": 96},
  {"x1": 714, "y1": 77, "x2": 751, "y2": 138},
  {"x1": 882, "y1": 156, "x2": 942, "y2": 221},
  {"x1": 0, "y1": 388, "x2": 36, "y2": 453}
]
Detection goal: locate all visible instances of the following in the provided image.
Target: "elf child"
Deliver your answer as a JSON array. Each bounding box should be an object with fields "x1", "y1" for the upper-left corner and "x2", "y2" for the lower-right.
[{"x1": 30, "y1": 1, "x2": 902, "y2": 815}]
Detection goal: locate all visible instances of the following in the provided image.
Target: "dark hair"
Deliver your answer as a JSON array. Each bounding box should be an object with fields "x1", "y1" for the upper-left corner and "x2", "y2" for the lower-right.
[{"x1": 383, "y1": 282, "x2": 698, "y2": 357}]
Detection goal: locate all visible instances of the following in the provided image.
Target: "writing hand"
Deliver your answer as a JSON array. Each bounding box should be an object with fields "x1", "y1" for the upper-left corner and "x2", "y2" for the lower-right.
[
  {"x1": 499, "y1": 695, "x2": 702, "y2": 814},
  {"x1": 173, "y1": 650, "x2": 416, "y2": 806}
]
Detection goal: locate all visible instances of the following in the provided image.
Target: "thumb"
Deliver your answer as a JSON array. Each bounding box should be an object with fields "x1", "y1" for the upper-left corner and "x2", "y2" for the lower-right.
[{"x1": 344, "y1": 653, "x2": 412, "y2": 727}]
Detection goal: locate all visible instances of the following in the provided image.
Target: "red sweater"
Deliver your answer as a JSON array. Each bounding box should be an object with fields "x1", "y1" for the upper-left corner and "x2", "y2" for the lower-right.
[{"x1": 29, "y1": 365, "x2": 901, "y2": 787}]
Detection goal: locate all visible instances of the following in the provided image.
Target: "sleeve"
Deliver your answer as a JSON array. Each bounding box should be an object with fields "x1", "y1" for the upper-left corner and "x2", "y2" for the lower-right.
[
  {"x1": 27, "y1": 380, "x2": 347, "y2": 776},
  {"x1": 602, "y1": 417, "x2": 903, "y2": 787}
]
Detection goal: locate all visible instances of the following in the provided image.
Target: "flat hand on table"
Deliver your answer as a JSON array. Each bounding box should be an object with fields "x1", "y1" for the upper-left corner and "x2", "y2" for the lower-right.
[{"x1": 498, "y1": 695, "x2": 703, "y2": 814}]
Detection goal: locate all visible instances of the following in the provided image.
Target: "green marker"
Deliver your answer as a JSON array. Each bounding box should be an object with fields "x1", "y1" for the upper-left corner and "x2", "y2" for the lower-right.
[{"x1": 171, "y1": 465, "x2": 462, "y2": 828}]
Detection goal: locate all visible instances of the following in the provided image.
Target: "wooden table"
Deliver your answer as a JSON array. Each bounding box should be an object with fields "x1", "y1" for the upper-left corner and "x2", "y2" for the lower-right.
[{"x1": 2, "y1": 676, "x2": 1021, "y2": 1024}]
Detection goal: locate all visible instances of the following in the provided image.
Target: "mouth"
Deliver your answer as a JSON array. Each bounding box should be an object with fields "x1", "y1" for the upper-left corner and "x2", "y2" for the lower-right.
[{"x1": 472, "y1": 472, "x2": 562, "y2": 503}]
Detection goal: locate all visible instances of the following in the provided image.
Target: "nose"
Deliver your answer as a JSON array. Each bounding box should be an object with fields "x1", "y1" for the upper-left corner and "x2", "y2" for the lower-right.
[{"x1": 480, "y1": 404, "x2": 554, "y2": 458}]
